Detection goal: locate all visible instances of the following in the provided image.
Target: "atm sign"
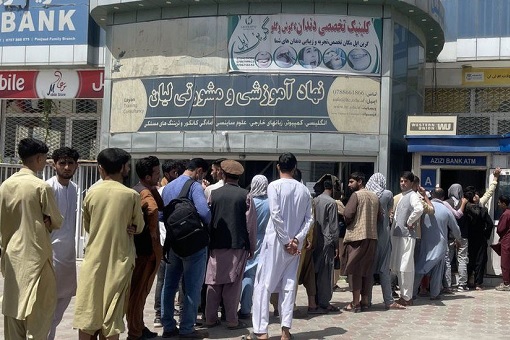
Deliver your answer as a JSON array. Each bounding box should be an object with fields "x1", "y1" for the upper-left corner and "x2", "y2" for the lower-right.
[{"x1": 422, "y1": 156, "x2": 486, "y2": 167}]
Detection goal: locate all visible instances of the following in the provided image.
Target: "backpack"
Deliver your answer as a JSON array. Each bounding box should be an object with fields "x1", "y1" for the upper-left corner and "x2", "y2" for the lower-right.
[{"x1": 162, "y1": 178, "x2": 209, "y2": 259}]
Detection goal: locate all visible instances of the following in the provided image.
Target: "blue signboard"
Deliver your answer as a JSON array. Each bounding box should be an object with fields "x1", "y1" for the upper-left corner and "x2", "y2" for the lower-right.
[
  {"x1": 420, "y1": 169, "x2": 436, "y2": 190},
  {"x1": 421, "y1": 155, "x2": 487, "y2": 167},
  {"x1": 0, "y1": 0, "x2": 89, "y2": 46}
]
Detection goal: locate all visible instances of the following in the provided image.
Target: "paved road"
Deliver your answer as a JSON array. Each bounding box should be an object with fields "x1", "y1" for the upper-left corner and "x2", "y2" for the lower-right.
[{"x1": 0, "y1": 262, "x2": 507, "y2": 339}]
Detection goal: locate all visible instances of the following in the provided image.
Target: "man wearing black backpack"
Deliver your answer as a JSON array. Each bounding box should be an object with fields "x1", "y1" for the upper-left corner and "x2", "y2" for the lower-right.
[{"x1": 160, "y1": 158, "x2": 210, "y2": 339}]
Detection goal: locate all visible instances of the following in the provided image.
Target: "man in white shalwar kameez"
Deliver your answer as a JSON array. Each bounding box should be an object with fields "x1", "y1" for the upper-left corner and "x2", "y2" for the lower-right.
[
  {"x1": 251, "y1": 153, "x2": 314, "y2": 340},
  {"x1": 46, "y1": 147, "x2": 80, "y2": 340},
  {"x1": 390, "y1": 171, "x2": 424, "y2": 306}
]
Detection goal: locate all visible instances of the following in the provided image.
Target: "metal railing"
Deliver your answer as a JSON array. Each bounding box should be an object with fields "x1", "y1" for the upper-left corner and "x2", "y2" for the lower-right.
[{"x1": 0, "y1": 162, "x2": 100, "y2": 259}]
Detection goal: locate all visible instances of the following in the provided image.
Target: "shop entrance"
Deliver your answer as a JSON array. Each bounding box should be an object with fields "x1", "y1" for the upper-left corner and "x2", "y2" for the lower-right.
[{"x1": 440, "y1": 169, "x2": 487, "y2": 194}]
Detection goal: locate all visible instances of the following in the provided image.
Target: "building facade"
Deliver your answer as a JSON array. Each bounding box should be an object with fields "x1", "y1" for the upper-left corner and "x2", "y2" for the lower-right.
[
  {"x1": 0, "y1": 0, "x2": 106, "y2": 257},
  {"x1": 89, "y1": 0, "x2": 445, "y2": 190},
  {"x1": 0, "y1": 0, "x2": 105, "y2": 162},
  {"x1": 412, "y1": 0, "x2": 510, "y2": 275}
]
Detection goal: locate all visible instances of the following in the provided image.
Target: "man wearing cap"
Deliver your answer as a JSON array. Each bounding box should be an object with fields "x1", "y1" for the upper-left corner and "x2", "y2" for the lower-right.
[{"x1": 204, "y1": 160, "x2": 257, "y2": 330}]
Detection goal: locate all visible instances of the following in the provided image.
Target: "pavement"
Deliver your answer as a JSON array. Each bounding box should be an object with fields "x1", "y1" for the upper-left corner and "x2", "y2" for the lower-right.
[{"x1": 0, "y1": 262, "x2": 508, "y2": 340}]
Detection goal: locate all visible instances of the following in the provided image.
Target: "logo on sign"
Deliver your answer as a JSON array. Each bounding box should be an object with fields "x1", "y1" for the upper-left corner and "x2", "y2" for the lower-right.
[
  {"x1": 465, "y1": 72, "x2": 484, "y2": 82},
  {"x1": 35, "y1": 70, "x2": 79, "y2": 98},
  {"x1": 46, "y1": 71, "x2": 67, "y2": 96}
]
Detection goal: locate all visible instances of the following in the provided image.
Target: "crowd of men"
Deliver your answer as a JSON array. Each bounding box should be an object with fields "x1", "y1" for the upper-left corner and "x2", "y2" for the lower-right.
[{"x1": 1, "y1": 137, "x2": 509, "y2": 340}]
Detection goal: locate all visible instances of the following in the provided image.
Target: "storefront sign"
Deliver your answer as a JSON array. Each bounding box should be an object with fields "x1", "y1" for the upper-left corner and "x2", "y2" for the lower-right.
[
  {"x1": 420, "y1": 169, "x2": 437, "y2": 190},
  {"x1": 0, "y1": 69, "x2": 104, "y2": 98},
  {"x1": 110, "y1": 74, "x2": 381, "y2": 133},
  {"x1": 462, "y1": 67, "x2": 510, "y2": 86},
  {"x1": 227, "y1": 14, "x2": 382, "y2": 75},
  {"x1": 407, "y1": 116, "x2": 457, "y2": 135},
  {"x1": 0, "y1": 0, "x2": 89, "y2": 46},
  {"x1": 422, "y1": 155, "x2": 486, "y2": 167}
]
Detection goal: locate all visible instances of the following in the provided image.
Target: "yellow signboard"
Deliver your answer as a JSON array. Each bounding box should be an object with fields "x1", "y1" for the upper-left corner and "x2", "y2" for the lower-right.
[{"x1": 462, "y1": 67, "x2": 510, "y2": 86}]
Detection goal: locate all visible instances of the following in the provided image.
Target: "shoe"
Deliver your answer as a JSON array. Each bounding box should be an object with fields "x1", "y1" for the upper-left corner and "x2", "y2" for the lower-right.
[
  {"x1": 495, "y1": 283, "x2": 510, "y2": 291},
  {"x1": 162, "y1": 328, "x2": 179, "y2": 338},
  {"x1": 238, "y1": 311, "x2": 251, "y2": 320},
  {"x1": 442, "y1": 287, "x2": 454, "y2": 295},
  {"x1": 397, "y1": 297, "x2": 413, "y2": 306},
  {"x1": 430, "y1": 296, "x2": 441, "y2": 300},
  {"x1": 179, "y1": 329, "x2": 209, "y2": 339},
  {"x1": 154, "y1": 317, "x2": 163, "y2": 328},
  {"x1": 457, "y1": 285, "x2": 469, "y2": 292},
  {"x1": 227, "y1": 321, "x2": 248, "y2": 330},
  {"x1": 142, "y1": 327, "x2": 158, "y2": 338},
  {"x1": 204, "y1": 319, "x2": 220, "y2": 328},
  {"x1": 360, "y1": 303, "x2": 371, "y2": 311},
  {"x1": 307, "y1": 306, "x2": 328, "y2": 314},
  {"x1": 392, "y1": 291, "x2": 399, "y2": 298}
]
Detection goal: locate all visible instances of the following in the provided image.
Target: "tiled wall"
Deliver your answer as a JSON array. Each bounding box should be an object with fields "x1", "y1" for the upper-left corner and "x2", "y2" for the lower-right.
[
  {"x1": 0, "y1": 44, "x2": 106, "y2": 66},
  {"x1": 439, "y1": 39, "x2": 510, "y2": 62}
]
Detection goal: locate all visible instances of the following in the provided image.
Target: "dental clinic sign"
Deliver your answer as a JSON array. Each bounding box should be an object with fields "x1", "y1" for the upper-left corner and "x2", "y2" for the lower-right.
[{"x1": 0, "y1": 0, "x2": 88, "y2": 46}]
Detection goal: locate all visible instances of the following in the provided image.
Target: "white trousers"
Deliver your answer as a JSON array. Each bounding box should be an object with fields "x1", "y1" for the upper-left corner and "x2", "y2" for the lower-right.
[
  {"x1": 396, "y1": 271, "x2": 415, "y2": 301},
  {"x1": 48, "y1": 296, "x2": 72, "y2": 340},
  {"x1": 252, "y1": 258, "x2": 299, "y2": 334}
]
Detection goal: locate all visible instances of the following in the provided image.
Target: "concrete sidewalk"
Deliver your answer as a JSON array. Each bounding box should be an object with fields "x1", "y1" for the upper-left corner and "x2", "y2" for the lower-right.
[{"x1": 0, "y1": 262, "x2": 507, "y2": 340}]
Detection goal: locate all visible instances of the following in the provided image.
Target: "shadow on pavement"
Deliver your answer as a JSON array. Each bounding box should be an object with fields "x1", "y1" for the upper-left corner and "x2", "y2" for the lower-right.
[{"x1": 295, "y1": 326, "x2": 347, "y2": 339}]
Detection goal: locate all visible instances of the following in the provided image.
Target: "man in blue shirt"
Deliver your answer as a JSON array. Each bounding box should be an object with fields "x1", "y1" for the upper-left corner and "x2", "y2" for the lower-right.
[{"x1": 160, "y1": 158, "x2": 211, "y2": 339}]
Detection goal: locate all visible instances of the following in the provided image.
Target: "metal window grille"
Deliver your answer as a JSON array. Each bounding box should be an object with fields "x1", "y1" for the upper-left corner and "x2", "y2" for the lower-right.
[
  {"x1": 1, "y1": 99, "x2": 101, "y2": 162},
  {"x1": 497, "y1": 118, "x2": 510, "y2": 135},
  {"x1": 424, "y1": 88, "x2": 470, "y2": 113},
  {"x1": 0, "y1": 162, "x2": 100, "y2": 259},
  {"x1": 425, "y1": 87, "x2": 510, "y2": 135}
]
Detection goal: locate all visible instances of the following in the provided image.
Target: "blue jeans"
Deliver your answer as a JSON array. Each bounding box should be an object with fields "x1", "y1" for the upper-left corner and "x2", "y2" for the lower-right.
[
  {"x1": 239, "y1": 265, "x2": 257, "y2": 315},
  {"x1": 161, "y1": 247, "x2": 207, "y2": 335}
]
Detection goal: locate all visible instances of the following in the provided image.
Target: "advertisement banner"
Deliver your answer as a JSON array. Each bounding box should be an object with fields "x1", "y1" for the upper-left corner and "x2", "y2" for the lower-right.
[
  {"x1": 462, "y1": 67, "x2": 510, "y2": 86},
  {"x1": 0, "y1": 0, "x2": 89, "y2": 46},
  {"x1": 227, "y1": 14, "x2": 382, "y2": 75},
  {"x1": 110, "y1": 74, "x2": 381, "y2": 134},
  {"x1": 407, "y1": 116, "x2": 457, "y2": 135},
  {"x1": 0, "y1": 69, "x2": 104, "y2": 98}
]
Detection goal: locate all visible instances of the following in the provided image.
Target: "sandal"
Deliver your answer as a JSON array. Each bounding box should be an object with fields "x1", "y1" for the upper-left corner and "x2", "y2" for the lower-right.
[
  {"x1": 475, "y1": 286, "x2": 484, "y2": 291},
  {"x1": 326, "y1": 304, "x2": 341, "y2": 312},
  {"x1": 343, "y1": 302, "x2": 361, "y2": 313},
  {"x1": 281, "y1": 333, "x2": 294, "y2": 340},
  {"x1": 245, "y1": 331, "x2": 268, "y2": 340},
  {"x1": 385, "y1": 302, "x2": 406, "y2": 310}
]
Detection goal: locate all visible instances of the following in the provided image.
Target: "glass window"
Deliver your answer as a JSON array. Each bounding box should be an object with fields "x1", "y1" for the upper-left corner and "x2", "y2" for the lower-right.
[
  {"x1": 478, "y1": 0, "x2": 499, "y2": 37},
  {"x1": 457, "y1": 0, "x2": 478, "y2": 38}
]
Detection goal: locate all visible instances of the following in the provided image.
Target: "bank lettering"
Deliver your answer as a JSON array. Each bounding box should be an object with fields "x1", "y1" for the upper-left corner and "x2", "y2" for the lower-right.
[
  {"x1": 428, "y1": 157, "x2": 477, "y2": 165},
  {"x1": 1, "y1": 9, "x2": 75, "y2": 33}
]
